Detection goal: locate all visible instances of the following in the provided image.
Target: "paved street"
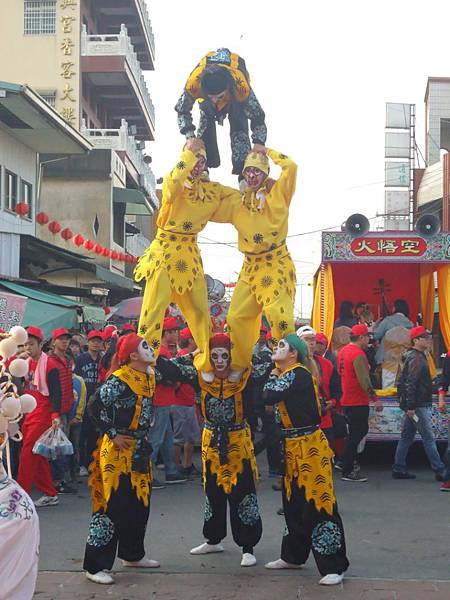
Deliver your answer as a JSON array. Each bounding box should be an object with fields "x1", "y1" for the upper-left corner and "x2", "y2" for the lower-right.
[{"x1": 34, "y1": 445, "x2": 450, "y2": 598}]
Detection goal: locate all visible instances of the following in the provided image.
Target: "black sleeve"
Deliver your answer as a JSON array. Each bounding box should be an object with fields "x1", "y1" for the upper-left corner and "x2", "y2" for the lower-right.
[
  {"x1": 47, "y1": 367, "x2": 62, "y2": 414},
  {"x1": 74, "y1": 355, "x2": 83, "y2": 377},
  {"x1": 405, "y1": 353, "x2": 421, "y2": 409},
  {"x1": 155, "y1": 355, "x2": 200, "y2": 391},
  {"x1": 329, "y1": 366, "x2": 342, "y2": 401},
  {"x1": 439, "y1": 356, "x2": 450, "y2": 392}
]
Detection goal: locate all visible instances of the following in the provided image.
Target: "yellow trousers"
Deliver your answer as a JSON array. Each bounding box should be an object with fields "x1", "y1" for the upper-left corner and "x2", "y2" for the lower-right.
[
  {"x1": 227, "y1": 244, "x2": 296, "y2": 369},
  {"x1": 138, "y1": 267, "x2": 211, "y2": 372}
]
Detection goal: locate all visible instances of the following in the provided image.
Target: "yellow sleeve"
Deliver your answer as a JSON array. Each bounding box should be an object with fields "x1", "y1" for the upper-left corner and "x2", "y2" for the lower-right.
[
  {"x1": 209, "y1": 184, "x2": 241, "y2": 224},
  {"x1": 75, "y1": 376, "x2": 87, "y2": 421},
  {"x1": 162, "y1": 148, "x2": 198, "y2": 203},
  {"x1": 266, "y1": 148, "x2": 298, "y2": 207}
]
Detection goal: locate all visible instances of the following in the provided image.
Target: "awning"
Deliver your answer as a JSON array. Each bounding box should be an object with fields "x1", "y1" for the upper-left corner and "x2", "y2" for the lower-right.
[{"x1": 113, "y1": 187, "x2": 152, "y2": 215}]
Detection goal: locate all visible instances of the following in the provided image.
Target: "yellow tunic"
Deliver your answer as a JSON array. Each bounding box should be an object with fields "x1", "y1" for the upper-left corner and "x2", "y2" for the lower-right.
[
  {"x1": 213, "y1": 149, "x2": 298, "y2": 368},
  {"x1": 135, "y1": 149, "x2": 235, "y2": 370}
]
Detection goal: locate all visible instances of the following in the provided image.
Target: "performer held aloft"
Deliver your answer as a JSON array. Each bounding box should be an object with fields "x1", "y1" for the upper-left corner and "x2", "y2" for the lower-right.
[
  {"x1": 217, "y1": 148, "x2": 297, "y2": 380},
  {"x1": 83, "y1": 334, "x2": 183, "y2": 585},
  {"x1": 175, "y1": 48, "x2": 267, "y2": 177},
  {"x1": 135, "y1": 138, "x2": 236, "y2": 376},
  {"x1": 263, "y1": 335, "x2": 349, "y2": 586},
  {"x1": 168, "y1": 333, "x2": 270, "y2": 567}
]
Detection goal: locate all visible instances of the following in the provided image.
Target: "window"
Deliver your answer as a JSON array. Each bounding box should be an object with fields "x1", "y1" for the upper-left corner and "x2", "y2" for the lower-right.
[
  {"x1": 113, "y1": 201, "x2": 125, "y2": 247},
  {"x1": 38, "y1": 91, "x2": 56, "y2": 108},
  {"x1": 24, "y1": 1, "x2": 56, "y2": 35},
  {"x1": 5, "y1": 171, "x2": 18, "y2": 211},
  {"x1": 21, "y1": 180, "x2": 33, "y2": 217}
]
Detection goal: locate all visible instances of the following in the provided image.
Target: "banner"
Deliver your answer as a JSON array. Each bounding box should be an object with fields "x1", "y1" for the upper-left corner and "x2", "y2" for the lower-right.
[{"x1": 0, "y1": 292, "x2": 27, "y2": 331}]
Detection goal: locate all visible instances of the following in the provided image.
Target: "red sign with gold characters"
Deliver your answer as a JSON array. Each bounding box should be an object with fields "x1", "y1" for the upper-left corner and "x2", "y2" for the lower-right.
[{"x1": 350, "y1": 237, "x2": 427, "y2": 257}]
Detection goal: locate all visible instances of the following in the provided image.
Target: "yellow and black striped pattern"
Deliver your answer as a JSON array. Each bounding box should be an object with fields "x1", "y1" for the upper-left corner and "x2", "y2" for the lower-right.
[
  {"x1": 201, "y1": 424, "x2": 258, "y2": 495},
  {"x1": 284, "y1": 428, "x2": 335, "y2": 516}
]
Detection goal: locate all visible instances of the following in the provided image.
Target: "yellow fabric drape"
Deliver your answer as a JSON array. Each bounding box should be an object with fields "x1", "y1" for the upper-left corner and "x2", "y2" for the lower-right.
[
  {"x1": 311, "y1": 264, "x2": 335, "y2": 345},
  {"x1": 437, "y1": 264, "x2": 450, "y2": 350},
  {"x1": 419, "y1": 264, "x2": 435, "y2": 331}
]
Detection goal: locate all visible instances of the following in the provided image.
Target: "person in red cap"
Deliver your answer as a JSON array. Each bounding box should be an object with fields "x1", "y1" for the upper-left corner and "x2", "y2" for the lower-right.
[
  {"x1": 337, "y1": 324, "x2": 383, "y2": 482},
  {"x1": 83, "y1": 333, "x2": 185, "y2": 584},
  {"x1": 121, "y1": 324, "x2": 136, "y2": 335},
  {"x1": 47, "y1": 328, "x2": 76, "y2": 494},
  {"x1": 393, "y1": 326, "x2": 446, "y2": 481},
  {"x1": 167, "y1": 333, "x2": 270, "y2": 567},
  {"x1": 75, "y1": 330, "x2": 104, "y2": 476},
  {"x1": 16, "y1": 326, "x2": 59, "y2": 507}
]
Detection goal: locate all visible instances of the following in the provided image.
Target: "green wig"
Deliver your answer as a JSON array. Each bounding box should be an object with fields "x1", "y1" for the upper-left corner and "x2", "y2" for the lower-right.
[{"x1": 284, "y1": 334, "x2": 308, "y2": 364}]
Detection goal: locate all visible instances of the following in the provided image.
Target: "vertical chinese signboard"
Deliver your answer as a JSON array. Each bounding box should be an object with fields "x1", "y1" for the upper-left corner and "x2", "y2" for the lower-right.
[{"x1": 57, "y1": 0, "x2": 80, "y2": 129}]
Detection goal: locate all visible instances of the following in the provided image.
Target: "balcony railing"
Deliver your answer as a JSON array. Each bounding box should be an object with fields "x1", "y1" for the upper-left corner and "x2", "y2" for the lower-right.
[
  {"x1": 81, "y1": 24, "x2": 155, "y2": 129},
  {"x1": 80, "y1": 118, "x2": 158, "y2": 207},
  {"x1": 135, "y1": 0, "x2": 156, "y2": 64}
]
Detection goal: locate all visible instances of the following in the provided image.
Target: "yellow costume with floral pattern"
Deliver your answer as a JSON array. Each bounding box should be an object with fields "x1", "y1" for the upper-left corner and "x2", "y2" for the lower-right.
[
  {"x1": 135, "y1": 148, "x2": 236, "y2": 371},
  {"x1": 212, "y1": 149, "x2": 298, "y2": 369}
]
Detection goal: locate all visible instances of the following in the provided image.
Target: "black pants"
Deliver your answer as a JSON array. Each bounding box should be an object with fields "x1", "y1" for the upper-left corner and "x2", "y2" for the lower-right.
[
  {"x1": 341, "y1": 405, "x2": 370, "y2": 476},
  {"x1": 281, "y1": 479, "x2": 349, "y2": 576},
  {"x1": 83, "y1": 475, "x2": 149, "y2": 574},
  {"x1": 80, "y1": 414, "x2": 99, "y2": 469},
  {"x1": 203, "y1": 459, "x2": 262, "y2": 552},
  {"x1": 262, "y1": 413, "x2": 282, "y2": 474}
]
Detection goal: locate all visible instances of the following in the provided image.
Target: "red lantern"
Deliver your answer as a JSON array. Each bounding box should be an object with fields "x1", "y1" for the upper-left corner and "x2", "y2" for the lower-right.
[
  {"x1": 15, "y1": 202, "x2": 29, "y2": 218},
  {"x1": 61, "y1": 227, "x2": 73, "y2": 241},
  {"x1": 48, "y1": 220, "x2": 61, "y2": 234},
  {"x1": 84, "y1": 239, "x2": 94, "y2": 251},
  {"x1": 111, "y1": 251, "x2": 118, "y2": 260},
  {"x1": 36, "y1": 212, "x2": 49, "y2": 225},
  {"x1": 73, "y1": 233, "x2": 84, "y2": 247},
  {"x1": 102, "y1": 248, "x2": 110, "y2": 257},
  {"x1": 94, "y1": 244, "x2": 103, "y2": 255}
]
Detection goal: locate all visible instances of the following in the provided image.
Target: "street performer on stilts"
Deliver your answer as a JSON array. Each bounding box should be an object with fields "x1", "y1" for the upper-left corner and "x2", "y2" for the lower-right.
[
  {"x1": 163, "y1": 333, "x2": 271, "y2": 567},
  {"x1": 263, "y1": 335, "x2": 349, "y2": 585},
  {"x1": 135, "y1": 138, "x2": 236, "y2": 378},
  {"x1": 219, "y1": 148, "x2": 298, "y2": 381},
  {"x1": 83, "y1": 333, "x2": 187, "y2": 585}
]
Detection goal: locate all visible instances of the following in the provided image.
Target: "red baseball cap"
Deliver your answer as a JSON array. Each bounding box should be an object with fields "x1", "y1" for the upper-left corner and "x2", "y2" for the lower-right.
[
  {"x1": 26, "y1": 326, "x2": 44, "y2": 342},
  {"x1": 351, "y1": 324, "x2": 369, "y2": 336},
  {"x1": 87, "y1": 329, "x2": 103, "y2": 340},
  {"x1": 122, "y1": 324, "x2": 136, "y2": 333},
  {"x1": 102, "y1": 325, "x2": 117, "y2": 340},
  {"x1": 52, "y1": 328, "x2": 71, "y2": 341},
  {"x1": 180, "y1": 327, "x2": 193, "y2": 341},
  {"x1": 163, "y1": 317, "x2": 179, "y2": 332},
  {"x1": 410, "y1": 325, "x2": 430, "y2": 340},
  {"x1": 316, "y1": 333, "x2": 328, "y2": 346}
]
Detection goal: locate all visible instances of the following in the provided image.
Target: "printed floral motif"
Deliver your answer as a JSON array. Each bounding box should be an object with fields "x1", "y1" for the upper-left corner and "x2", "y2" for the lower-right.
[
  {"x1": 238, "y1": 493, "x2": 260, "y2": 526},
  {"x1": 87, "y1": 512, "x2": 115, "y2": 548},
  {"x1": 205, "y1": 395, "x2": 236, "y2": 424},
  {"x1": 253, "y1": 233, "x2": 264, "y2": 244},
  {"x1": 261, "y1": 275, "x2": 273, "y2": 288},
  {"x1": 0, "y1": 486, "x2": 34, "y2": 521},
  {"x1": 182, "y1": 221, "x2": 193, "y2": 231},
  {"x1": 175, "y1": 260, "x2": 188, "y2": 273},
  {"x1": 264, "y1": 370, "x2": 295, "y2": 393},
  {"x1": 311, "y1": 521, "x2": 342, "y2": 556}
]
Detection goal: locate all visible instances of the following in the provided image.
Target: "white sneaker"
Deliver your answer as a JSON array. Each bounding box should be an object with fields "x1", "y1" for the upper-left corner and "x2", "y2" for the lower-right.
[
  {"x1": 241, "y1": 553, "x2": 257, "y2": 567},
  {"x1": 86, "y1": 571, "x2": 114, "y2": 585},
  {"x1": 190, "y1": 542, "x2": 224, "y2": 555},
  {"x1": 35, "y1": 495, "x2": 59, "y2": 508},
  {"x1": 319, "y1": 573, "x2": 344, "y2": 585},
  {"x1": 228, "y1": 368, "x2": 244, "y2": 383},
  {"x1": 201, "y1": 371, "x2": 215, "y2": 383},
  {"x1": 122, "y1": 558, "x2": 160, "y2": 568},
  {"x1": 79, "y1": 466, "x2": 89, "y2": 477},
  {"x1": 265, "y1": 558, "x2": 302, "y2": 569}
]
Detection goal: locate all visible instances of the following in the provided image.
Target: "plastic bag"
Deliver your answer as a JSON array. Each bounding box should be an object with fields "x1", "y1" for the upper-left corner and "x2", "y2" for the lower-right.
[{"x1": 32, "y1": 427, "x2": 73, "y2": 460}]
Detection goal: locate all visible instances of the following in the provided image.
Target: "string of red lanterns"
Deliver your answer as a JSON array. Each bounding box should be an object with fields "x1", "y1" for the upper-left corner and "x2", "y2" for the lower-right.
[{"x1": 34, "y1": 211, "x2": 138, "y2": 264}]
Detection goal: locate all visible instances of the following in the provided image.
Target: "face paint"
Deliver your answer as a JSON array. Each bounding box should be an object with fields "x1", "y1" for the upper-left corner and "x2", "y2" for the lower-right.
[
  {"x1": 210, "y1": 346, "x2": 230, "y2": 373},
  {"x1": 272, "y1": 338, "x2": 290, "y2": 362},
  {"x1": 138, "y1": 339, "x2": 155, "y2": 364},
  {"x1": 243, "y1": 167, "x2": 267, "y2": 190},
  {"x1": 191, "y1": 155, "x2": 207, "y2": 178}
]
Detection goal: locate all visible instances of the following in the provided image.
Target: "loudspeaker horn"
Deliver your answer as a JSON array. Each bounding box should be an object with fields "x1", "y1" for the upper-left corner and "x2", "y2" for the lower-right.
[
  {"x1": 341, "y1": 213, "x2": 370, "y2": 237},
  {"x1": 414, "y1": 213, "x2": 441, "y2": 236}
]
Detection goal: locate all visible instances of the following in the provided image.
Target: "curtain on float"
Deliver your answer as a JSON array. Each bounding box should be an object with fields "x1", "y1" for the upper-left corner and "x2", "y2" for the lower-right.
[
  {"x1": 437, "y1": 264, "x2": 450, "y2": 350},
  {"x1": 419, "y1": 264, "x2": 435, "y2": 331},
  {"x1": 311, "y1": 264, "x2": 335, "y2": 345}
]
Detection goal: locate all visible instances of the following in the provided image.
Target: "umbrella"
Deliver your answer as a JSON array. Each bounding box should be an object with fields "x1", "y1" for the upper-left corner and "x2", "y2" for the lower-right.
[{"x1": 110, "y1": 296, "x2": 143, "y2": 319}]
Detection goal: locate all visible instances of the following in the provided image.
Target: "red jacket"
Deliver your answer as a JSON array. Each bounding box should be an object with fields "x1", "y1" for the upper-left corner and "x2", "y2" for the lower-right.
[
  {"x1": 337, "y1": 344, "x2": 370, "y2": 406},
  {"x1": 48, "y1": 353, "x2": 74, "y2": 415}
]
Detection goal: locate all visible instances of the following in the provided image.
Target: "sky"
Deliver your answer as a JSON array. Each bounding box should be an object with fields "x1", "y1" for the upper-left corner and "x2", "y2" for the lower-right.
[{"x1": 144, "y1": 0, "x2": 450, "y2": 317}]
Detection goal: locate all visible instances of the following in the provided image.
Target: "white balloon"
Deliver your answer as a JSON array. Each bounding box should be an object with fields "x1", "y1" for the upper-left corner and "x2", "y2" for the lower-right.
[
  {"x1": 0, "y1": 395, "x2": 21, "y2": 419},
  {"x1": 9, "y1": 358, "x2": 29, "y2": 378},
  {"x1": 20, "y1": 393, "x2": 37, "y2": 414},
  {"x1": 0, "y1": 337, "x2": 18, "y2": 359},
  {"x1": 9, "y1": 326, "x2": 28, "y2": 345},
  {"x1": 0, "y1": 415, "x2": 8, "y2": 434}
]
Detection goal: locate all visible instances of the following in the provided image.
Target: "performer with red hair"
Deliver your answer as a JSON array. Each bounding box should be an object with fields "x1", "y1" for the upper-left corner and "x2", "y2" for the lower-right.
[{"x1": 83, "y1": 334, "x2": 186, "y2": 585}]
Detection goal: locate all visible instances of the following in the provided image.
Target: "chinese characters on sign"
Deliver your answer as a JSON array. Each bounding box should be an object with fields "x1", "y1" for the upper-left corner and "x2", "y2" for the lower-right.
[
  {"x1": 0, "y1": 293, "x2": 27, "y2": 331},
  {"x1": 59, "y1": 1, "x2": 78, "y2": 126},
  {"x1": 350, "y1": 237, "x2": 427, "y2": 258}
]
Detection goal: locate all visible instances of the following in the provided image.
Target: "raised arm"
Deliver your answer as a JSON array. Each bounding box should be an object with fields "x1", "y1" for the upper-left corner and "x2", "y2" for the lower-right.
[
  {"x1": 244, "y1": 89, "x2": 267, "y2": 145},
  {"x1": 209, "y1": 183, "x2": 241, "y2": 225},
  {"x1": 175, "y1": 90, "x2": 197, "y2": 139},
  {"x1": 266, "y1": 148, "x2": 298, "y2": 206},
  {"x1": 162, "y1": 148, "x2": 198, "y2": 203},
  {"x1": 263, "y1": 370, "x2": 296, "y2": 406},
  {"x1": 155, "y1": 354, "x2": 200, "y2": 391},
  {"x1": 88, "y1": 376, "x2": 122, "y2": 439}
]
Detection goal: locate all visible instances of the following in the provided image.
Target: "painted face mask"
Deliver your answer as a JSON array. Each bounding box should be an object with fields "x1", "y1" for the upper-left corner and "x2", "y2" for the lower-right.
[
  {"x1": 272, "y1": 338, "x2": 290, "y2": 362},
  {"x1": 210, "y1": 347, "x2": 230, "y2": 373},
  {"x1": 138, "y1": 339, "x2": 155, "y2": 364}
]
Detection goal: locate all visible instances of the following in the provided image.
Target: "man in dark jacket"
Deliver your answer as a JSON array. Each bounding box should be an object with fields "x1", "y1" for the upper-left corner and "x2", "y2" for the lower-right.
[
  {"x1": 438, "y1": 351, "x2": 450, "y2": 491},
  {"x1": 392, "y1": 326, "x2": 446, "y2": 480}
]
